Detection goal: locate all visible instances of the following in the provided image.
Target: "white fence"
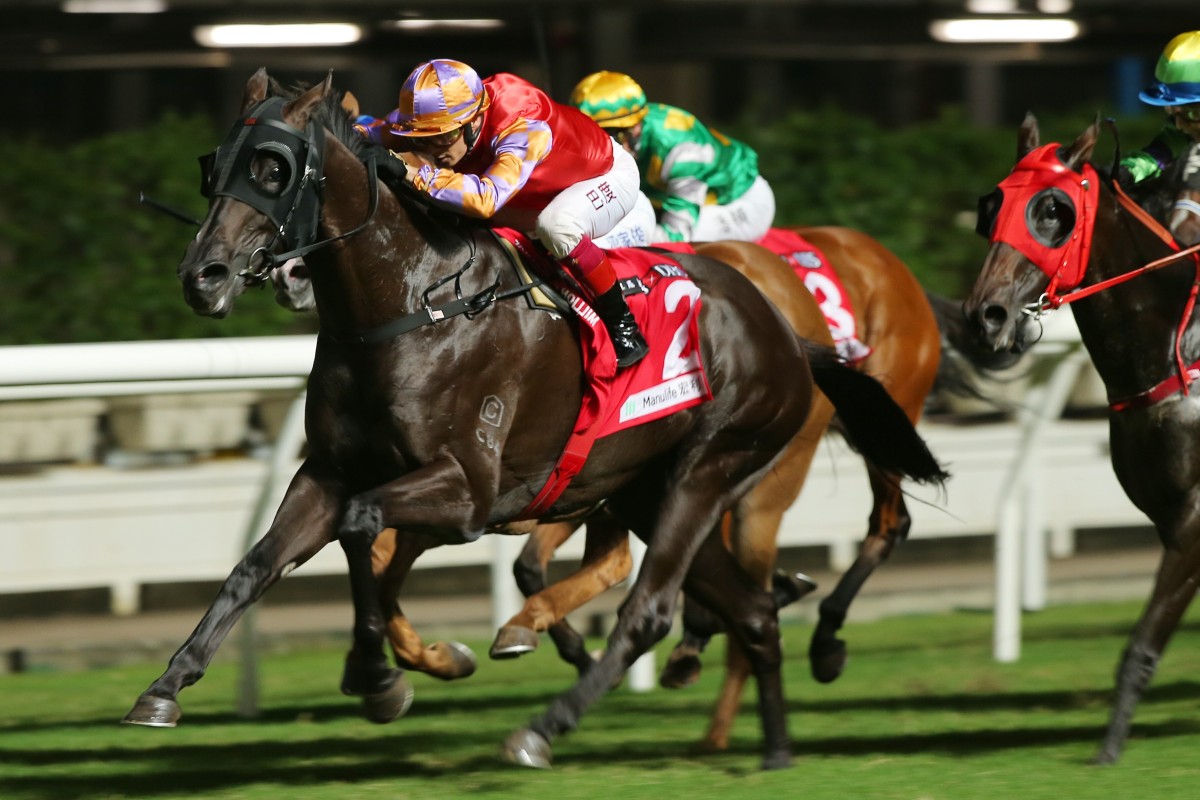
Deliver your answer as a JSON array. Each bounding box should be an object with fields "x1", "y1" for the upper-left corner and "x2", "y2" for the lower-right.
[{"x1": 0, "y1": 326, "x2": 1148, "y2": 667}]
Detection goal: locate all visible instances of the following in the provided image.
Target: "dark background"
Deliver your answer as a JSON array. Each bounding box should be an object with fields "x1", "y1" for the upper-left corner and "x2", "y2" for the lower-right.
[{"x1": 3, "y1": 1, "x2": 1198, "y2": 137}]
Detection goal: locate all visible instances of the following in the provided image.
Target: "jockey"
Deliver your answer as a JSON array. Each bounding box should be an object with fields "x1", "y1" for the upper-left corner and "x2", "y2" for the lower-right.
[
  {"x1": 355, "y1": 59, "x2": 650, "y2": 368},
  {"x1": 569, "y1": 70, "x2": 776, "y2": 243},
  {"x1": 1120, "y1": 31, "x2": 1200, "y2": 183}
]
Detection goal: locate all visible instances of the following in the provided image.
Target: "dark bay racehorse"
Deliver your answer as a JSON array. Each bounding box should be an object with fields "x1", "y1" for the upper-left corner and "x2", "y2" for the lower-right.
[
  {"x1": 274, "y1": 226, "x2": 948, "y2": 698},
  {"x1": 964, "y1": 113, "x2": 1200, "y2": 764},
  {"x1": 125, "y1": 69, "x2": 946, "y2": 769}
]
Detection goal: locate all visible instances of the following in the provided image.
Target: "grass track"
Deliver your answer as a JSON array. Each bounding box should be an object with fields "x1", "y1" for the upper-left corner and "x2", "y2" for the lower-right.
[{"x1": 3, "y1": 599, "x2": 1200, "y2": 799}]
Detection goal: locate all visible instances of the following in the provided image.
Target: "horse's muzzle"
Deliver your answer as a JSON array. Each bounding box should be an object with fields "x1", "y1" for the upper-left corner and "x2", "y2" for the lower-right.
[{"x1": 180, "y1": 260, "x2": 236, "y2": 317}]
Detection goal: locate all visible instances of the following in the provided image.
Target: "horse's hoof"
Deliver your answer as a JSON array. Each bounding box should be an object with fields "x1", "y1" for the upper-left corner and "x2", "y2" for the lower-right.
[
  {"x1": 121, "y1": 695, "x2": 181, "y2": 728},
  {"x1": 761, "y1": 750, "x2": 792, "y2": 771},
  {"x1": 772, "y1": 570, "x2": 818, "y2": 610},
  {"x1": 1093, "y1": 746, "x2": 1121, "y2": 766},
  {"x1": 341, "y1": 650, "x2": 398, "y2": 697},
  {"x1": 490, "y1": 626, "x2": 539, "y2": 659},
  {"x1": 502, "y1": 728, "x2": 553, "y2": 769},
  {"x1": 659, "y1": 652, "x2": 702, "y2": 689},
  {"x1": 810, "y1": 638, "x2": 848, "y2": 684},
  {"x1": 362, "y1": 673, "x2": 415, "y2": 724},
  {"x1": 430, "y1": 641, "x2": 478, "y2": 680}
]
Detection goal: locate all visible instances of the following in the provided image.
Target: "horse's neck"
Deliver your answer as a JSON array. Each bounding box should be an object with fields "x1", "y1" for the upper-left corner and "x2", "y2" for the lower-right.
[
  {"x1": 309, "y1": 140, "x2": 438, "y2": 337},
  {"x1": 1072, "y1": 194, "x2": 1196, "y2": 397}
]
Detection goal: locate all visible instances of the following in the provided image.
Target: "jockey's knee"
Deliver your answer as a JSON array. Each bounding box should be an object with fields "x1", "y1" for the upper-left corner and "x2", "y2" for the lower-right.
[{"x1": 535, "y1": 210, "x2": 586, "y2": 259}]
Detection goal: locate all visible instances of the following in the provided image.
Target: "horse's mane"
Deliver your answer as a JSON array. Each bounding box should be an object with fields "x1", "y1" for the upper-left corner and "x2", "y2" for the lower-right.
[
  {"x1": 266, "y1": 73, "x2": 491, "y2": 247},
  {"x1": 267, "y1": 76, "x2": 369, "y2": 161}
]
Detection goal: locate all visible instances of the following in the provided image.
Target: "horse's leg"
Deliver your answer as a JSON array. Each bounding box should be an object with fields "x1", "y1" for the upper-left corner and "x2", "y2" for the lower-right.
[
  {"x1": 504, "y1": 474, "x2": 791, "y2": 771},
  {"x1": 809, "y1": 463, "x2": 910, "y2": 682},
  {"x1": 336, "y1": 456, "x2": 491, "y2": 722},
  {"x1": 685, "y1": 528, "x2": 790, "y2": 768},
  {"x1": 699, "y1": 504, "x2": 789, "y2": 751},
  {"x1": 1096, "y1": 525, "x2": 1200, "y2": 763},
  {"x1": 123, "y1": 463, "x2": 344, "y2": 727},
  {"x1": 662, "y1": 398, "x2": 830, "y2": 691},
  {"x1": 493, "y1": 520, "x2": 632, "y2": 673},
  {"x1": 810, "y1": 329, "x2": 937, "y2": 682},
  {"x1": 371, "y1": 530, "x2": 476, "y2": 682}
]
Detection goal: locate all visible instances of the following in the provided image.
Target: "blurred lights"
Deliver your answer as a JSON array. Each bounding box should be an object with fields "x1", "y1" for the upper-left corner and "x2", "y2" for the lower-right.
[
  {"x1": 1037, "y1": 0, "x2": 1074, "y2": 13},
  {"x1": 63, "y1": 0, "x2": 165, "y2": 11},
  {"x1": 194, "y1": 23, "x2": 364, "y2": 48},
  {"x1": 965, "y1": 0, "x2": 1018, "y2": 12},
  {"x1": 930, "y1": 18, "x2": 1081, "y2": 43},
  {"x1": 384, "y1": 19, "x2": 505, "y2": 31},
  {"x1": 964, "y1": 0, "x2": 1073, "y2": 11}
]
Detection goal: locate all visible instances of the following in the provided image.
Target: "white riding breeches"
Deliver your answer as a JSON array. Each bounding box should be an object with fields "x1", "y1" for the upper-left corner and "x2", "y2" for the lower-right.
[
  {"x1": 655, "y1": 175, "x2": 776, "y2": 244},
  {"x1": 534, "y1": 138, "x2": 649, "y2": 259}
]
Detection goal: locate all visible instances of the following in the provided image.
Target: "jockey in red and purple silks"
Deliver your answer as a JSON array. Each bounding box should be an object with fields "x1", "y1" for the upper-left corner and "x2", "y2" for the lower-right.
[{"x1": 354, "y1": 59, "x2": 652, "y2": 368}]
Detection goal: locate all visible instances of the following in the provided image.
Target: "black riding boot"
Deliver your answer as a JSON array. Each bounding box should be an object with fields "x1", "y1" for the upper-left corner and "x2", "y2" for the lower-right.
[{"x1": 593, "y1": 284, "x2": 649, "y2": 368}]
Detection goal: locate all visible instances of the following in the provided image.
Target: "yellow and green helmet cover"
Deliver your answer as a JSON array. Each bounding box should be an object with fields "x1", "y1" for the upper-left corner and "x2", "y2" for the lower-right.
[
  {"x1": 569, "y1": 71, "x2": 649, "y2": 129},
  {"x1": 1140, "y1": 31, "x2": 1200, "y2": 106}
]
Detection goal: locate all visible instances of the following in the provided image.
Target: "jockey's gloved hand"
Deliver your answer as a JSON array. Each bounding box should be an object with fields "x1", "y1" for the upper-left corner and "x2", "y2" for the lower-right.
[{"x1": 364, "y1": 143, "x2": 409, "y2": 186}]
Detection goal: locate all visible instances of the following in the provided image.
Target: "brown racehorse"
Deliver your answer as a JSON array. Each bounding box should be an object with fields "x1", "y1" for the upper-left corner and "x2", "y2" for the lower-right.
[
  {"x1": 317, "y1": 92, "x2": 943, "y2": 697},
  {"x1": 497, "y1": 227, "x2": 944, "y2": 750},
  {"x1": 964, "y1": 114, "x2": 1200, "y2": 764},
  {"x1": 273, "y1": 226, "x2": 946, "y2": 719},
  {"x1": 127, "y1": 70, "x2": 946, "y2": 770}
]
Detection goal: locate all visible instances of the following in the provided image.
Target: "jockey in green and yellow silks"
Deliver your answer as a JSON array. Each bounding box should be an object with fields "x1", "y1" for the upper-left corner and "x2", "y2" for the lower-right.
[
  {"x1": 570, "y1": 71, "x2": 775, "y2": 244},
  {"x1": 1121, "y1": 31, "x2": 1200, "y2": 183}
]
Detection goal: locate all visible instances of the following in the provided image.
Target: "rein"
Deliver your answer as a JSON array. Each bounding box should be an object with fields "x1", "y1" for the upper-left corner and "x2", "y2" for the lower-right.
[
  {"x1": 260, "y1": 149, "x2": 382, "y2": 276},
  {"x1": 320, "y1": 229, "x2": 546, "y2": 346},
  {"x1": 1046, "y1": 178, "x2": 1200, "y2": 409},
  {"x1": 1039, "y1": 183, "x2": 1200, "y2": 310}
]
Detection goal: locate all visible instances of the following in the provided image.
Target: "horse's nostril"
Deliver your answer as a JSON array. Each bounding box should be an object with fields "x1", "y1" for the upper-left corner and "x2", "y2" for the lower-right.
[
  {"x1": 981, "y1": 304, "x2": 1007, "y2": 333},
  {"x1": 197, "y1": 262, "x2": 230, "y2": 286}
]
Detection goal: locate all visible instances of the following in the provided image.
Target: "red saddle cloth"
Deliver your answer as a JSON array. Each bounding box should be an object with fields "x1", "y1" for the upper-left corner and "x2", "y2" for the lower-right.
[
  {"x1": 658, "y1": 229, "x2": 871, "y2": 364},
  {"x1": 755, "y1": 228, "x2": 871, "y2": 363},
  {"x1": 494, "y1": 230, "x2": 713, "y2": 518}
]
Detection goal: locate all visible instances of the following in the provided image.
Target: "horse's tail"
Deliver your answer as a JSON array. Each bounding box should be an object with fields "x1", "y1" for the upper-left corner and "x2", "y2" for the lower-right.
[
  {"x1": 925, "y1": 290, "x2": 1029, "y2": 412},
  {"x1": 802, "y1": 339, "x2": 949, "y2": 487}
]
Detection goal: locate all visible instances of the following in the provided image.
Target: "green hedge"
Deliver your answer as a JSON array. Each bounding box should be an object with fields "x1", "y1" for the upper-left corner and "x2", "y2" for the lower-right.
[
  {"x1": 0, "y1": 113, "x2": 314, "y2": 346},
  {"x1": 735, "y1": 105, "x2": 1168, "y2": 298},
  {"x1": 0, "y1": 106, "x2": 1168, "y2": 344}
]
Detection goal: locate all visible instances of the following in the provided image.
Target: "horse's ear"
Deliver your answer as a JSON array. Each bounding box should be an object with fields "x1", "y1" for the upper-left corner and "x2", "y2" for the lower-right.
[
  {"x1": 285, "y1": 71, "x2": 334, "y2": 125},
  {"x1": 1017, "y1": 112, "x2": 1039, "y2": 160},
  {"x1": 1062, "y1": 117, "x2": 1100, "y2": 172},
  {"x1": 242, "y1": 68, "x2": 270, "y2": 113},
  {"x1": 341, "y1": 90, "x2": 361, "y2": 117}
]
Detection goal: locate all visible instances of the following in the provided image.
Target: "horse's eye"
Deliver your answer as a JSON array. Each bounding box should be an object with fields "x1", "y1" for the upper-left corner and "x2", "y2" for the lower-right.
[
  {"x1": 1026, "y1": 188, "x2": 1075, "y2": 248},
  {"x1": 248, "y1": 154, "x2": 291, "y2": 197}
]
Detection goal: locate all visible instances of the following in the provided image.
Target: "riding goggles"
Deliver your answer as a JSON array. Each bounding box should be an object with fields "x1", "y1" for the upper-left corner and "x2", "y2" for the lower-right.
[{"x1": 1170, "y1": 105, "x2": 1200, "y2": 123}]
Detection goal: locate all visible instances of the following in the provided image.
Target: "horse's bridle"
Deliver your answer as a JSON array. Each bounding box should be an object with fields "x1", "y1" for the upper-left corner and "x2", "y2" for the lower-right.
[
  {"x1": 979, "y1": 139, "x2": 1200, "y2": 408},
  {"x1": 200, "y1": 95, "x2": 380, "y2": 284}
]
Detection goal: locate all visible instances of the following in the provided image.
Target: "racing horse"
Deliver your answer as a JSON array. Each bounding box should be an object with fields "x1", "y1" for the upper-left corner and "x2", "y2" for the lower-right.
[
  {"x1": 273, "y1": 225, "x2": 949, "y2": 701},
  {"x1": 964, "y1": 113, "x2": 1200, "y2": 764},
  {"x1": 124, "y1": 69, "x2": 946, "y2": 770}
]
